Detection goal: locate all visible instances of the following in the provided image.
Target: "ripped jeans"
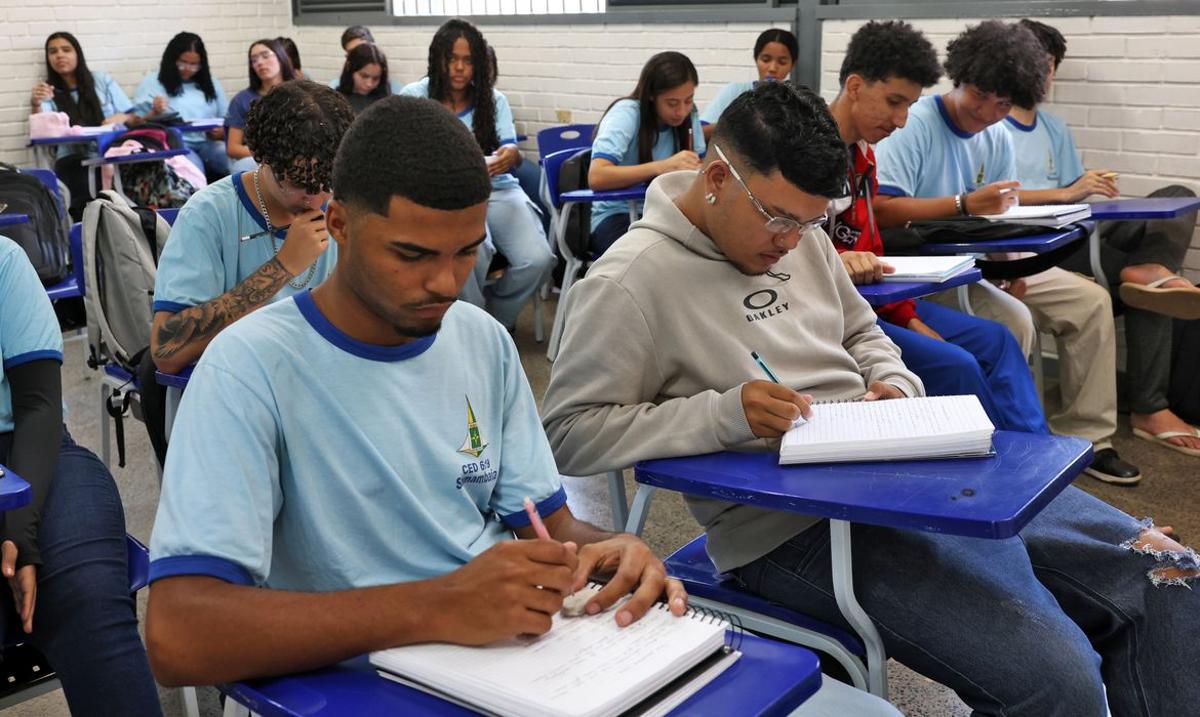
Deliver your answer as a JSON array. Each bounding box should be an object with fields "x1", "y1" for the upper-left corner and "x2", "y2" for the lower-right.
[{"x1": 733, "y1": 485, "x2": 1199, "y2": 716}]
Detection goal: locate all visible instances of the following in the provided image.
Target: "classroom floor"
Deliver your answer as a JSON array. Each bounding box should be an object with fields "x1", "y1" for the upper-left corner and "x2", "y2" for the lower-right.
[{"x1": 14, "y1": 296, "x2": 1198, "y2": 717}]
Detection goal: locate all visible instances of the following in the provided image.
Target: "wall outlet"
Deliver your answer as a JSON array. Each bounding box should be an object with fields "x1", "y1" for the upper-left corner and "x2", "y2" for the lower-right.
[{"x1": 555, "y1": 109, "x2": 573, "y2": 123}]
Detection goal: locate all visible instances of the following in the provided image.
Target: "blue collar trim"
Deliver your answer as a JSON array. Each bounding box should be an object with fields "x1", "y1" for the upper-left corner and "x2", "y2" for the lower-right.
[
  {"x1": 293, "y1": 290, "x2": 438, "y2": 362},
  {"x1": 935, "y1": 95, "x2": 975, "y2": 140},
  {"x1": 1004, "y1": 114, "x2": 1038, "y2": 132},
  {"x1": 233, "y1": 171, "x2": 287, "y2": 240}
]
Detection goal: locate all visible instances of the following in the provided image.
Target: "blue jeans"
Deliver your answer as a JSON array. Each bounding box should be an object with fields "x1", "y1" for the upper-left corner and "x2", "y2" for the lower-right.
[
  {"x1": 881, "y1": 300, "x2": 1049, "y2": 434},
  {"x1": 184, "y1": 139, "x2": 231, "y2": 182},
  {"x1": 483, "y1": 186, "x2": 555, "y2": 329},
  {"x1": 733, "y1": 486, "x2": 1200, "y2": 716},
  {"x1": 0, "y1": 429, "x2": 162, "y2": 716}
]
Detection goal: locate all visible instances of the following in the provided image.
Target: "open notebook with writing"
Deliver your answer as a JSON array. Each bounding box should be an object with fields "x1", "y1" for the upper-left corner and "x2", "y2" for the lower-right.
[
  {"x1": 980, "y1": 204, "x2": 1092, "y2": 228},
  {"x1": 780, "y1": 394, "x2": 995, "y2": 465},
  {"x1": 370, "y1": 583, "x2": 741, "y2": 717}
]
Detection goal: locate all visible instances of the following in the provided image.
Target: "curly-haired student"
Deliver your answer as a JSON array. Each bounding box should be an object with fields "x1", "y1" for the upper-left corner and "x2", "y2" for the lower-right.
[{"x1": 400, "y1": 20, "x2": 553, "y2": 331}]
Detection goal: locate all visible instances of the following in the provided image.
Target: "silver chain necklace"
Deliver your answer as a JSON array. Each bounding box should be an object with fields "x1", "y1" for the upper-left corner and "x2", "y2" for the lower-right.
[{"x1": 253, "y1": 167, "x2": 317, "y2": 290}]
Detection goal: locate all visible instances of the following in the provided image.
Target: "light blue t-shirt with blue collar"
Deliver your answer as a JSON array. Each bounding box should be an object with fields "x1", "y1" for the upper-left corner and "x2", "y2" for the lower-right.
[
  {"x1": 589, "y1": 98, "x2": 707, "y2": 231},
  {"x1": 700, "y1": 80, "x2": 755, "y2": 125},
  {"x1": 132, "y1": 73, "x2": 229, "y2": 148},
  {"x1": 0, "y1": 239, "x2": 63, "y2": 434},
  {"x1": 875, "y1": 94, "x2": 1018, "y2": 199},
  {"x1": 1001, "y1": 111, "x2": 1086, "y2": 191},
  {"x1": 39, "y1": 70, "x2": 132, "y2": 120},
  {"x1": 398, "y1": 77, "x2": 521, "y2": 192},
  {"x1": 149, "y1": 292, "x2": 566, "y2": 591},
  {"x1": 152, "y1": 172, "x2": 337, "y2": 314}
]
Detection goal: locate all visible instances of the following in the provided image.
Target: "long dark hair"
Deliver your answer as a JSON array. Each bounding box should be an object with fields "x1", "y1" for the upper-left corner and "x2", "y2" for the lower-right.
[
  {"x1": 599, "y1": 51, "x2": 698, "y2": 164},
  {"x1": 753, "y1": 28, "x2": 798, "y2": 65},
  {"x1": 337, "y1": 43, "x2": 390, "y2": 99},
  {"x1": 44, "y1": 32, "x2": 103, "y2": 125},
  {"x1": 426, "y1": 19, "x2": 499, "y2": 155},
  {"x1": 247, "y1": 38, "x2": 295, "y2": 92},
  {"x1": 158, "y1": 32, "x2": 217, "y2": 102}
]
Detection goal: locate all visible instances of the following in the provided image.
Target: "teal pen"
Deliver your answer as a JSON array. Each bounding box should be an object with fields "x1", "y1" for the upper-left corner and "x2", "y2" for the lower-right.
[{"x1": 750, "y1": 351, "x2": 781, "y2": 384}]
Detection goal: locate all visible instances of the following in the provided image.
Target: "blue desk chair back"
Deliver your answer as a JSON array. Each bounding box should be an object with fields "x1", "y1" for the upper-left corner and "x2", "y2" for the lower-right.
[{"x1": 536, "y1": 123, "x2": 594, "y2": 160}]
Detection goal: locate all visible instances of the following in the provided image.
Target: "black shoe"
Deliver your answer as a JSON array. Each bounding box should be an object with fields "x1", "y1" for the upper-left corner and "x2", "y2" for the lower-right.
[{"x1": 1083, "y1": 448, "x2": 1142, "y2": 485}]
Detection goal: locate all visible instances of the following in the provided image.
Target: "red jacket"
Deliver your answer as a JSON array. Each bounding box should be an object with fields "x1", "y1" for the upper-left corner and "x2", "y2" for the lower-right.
[{"x1": 829, "y1": 142, "x2": 918, "y2": 328}]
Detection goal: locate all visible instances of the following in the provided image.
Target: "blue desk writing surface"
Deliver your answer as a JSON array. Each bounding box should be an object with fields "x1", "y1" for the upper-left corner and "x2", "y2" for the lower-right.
[
  {"x1": 905, "y1": 226, "x2": 1086, "y2": 256},
  {"x1": 561, "y1": 186, "x2": 648, "y2": 203},
  {"x1": 220, "y1": 633, "x2": 820, "y2": 717},
  {"x1": 0, "y1": 465, "x2": 33, "y2": 513},
  {"x1": 1087, "y1": 197, "x2": 1200, "y2": 220},
  {"x1": 636, "y1": 432, "x2": 1092, "y2": 540},
  {"x1": 857, "y1": 268, "x2": 981, "y2": 307},
  {"x1": 155, "y1": 365, "x2": 193, "y2": 390},
  {"x1": 0, "y1": 214, "x2": 30, "y2": 228}
]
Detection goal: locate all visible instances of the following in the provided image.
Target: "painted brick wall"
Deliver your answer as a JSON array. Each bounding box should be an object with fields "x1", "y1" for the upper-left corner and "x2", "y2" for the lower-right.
[
  {"x1": 822, "y1": 16, "x2": 1200, "y2": 281},
  {"x1": 0, "y1": 0, "x2": 290, "y2": 165}
]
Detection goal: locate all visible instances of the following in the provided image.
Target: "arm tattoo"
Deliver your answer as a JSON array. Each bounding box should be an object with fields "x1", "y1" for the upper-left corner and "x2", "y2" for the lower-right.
[{"x1": 154, "y1": 257, "x2": 292, "y2": 362}]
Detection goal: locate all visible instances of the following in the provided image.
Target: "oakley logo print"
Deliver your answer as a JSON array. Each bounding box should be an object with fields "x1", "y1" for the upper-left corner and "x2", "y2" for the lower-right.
[{"x1": 743, "y1": 289, "x2": 789, "y2": 323}]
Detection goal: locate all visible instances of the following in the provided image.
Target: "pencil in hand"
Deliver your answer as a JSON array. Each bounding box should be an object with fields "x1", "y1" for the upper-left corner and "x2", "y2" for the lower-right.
[{"x1": 523, "y1": 496, "x2": 553, "y2": 541}]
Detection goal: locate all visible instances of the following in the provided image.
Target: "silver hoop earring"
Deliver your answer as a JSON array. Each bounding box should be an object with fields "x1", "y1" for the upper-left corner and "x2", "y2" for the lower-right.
[{"x1": 705, "y1": 193, "x2": 717, "y2": 205}]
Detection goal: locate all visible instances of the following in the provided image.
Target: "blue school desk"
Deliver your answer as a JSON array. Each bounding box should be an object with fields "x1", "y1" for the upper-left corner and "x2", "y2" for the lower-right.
[
  {"x1": 906, "y1": 225, "x2": 1086, "y2": 255},
  {"x1": 219, "y1": 633, "x2": 821, "y2": 717},
  {"x1": 1085, "y1": 197, "x2": 1200, "y2": 290},
  {"x1": 0, "y1": 466, "x2": 33, "y2": 513},
  {"x1": 155, "y1": 366, "x2": 193, "y2": 443},
  {"x1": 0, "y1": 214, "x2": 30, "y2": 228},
  {"x1": 177, "y1": 119, "x2": 224, "y2": 133},
  {"x1": 627, "y1": 431, "x2": 1093, "y2": 697},
  {"x1": 561, "y1": 186, "x2": 648, "y2": 223},
  {"x1": 856, "y1": 267, "x2": 981, "y2": 307},
  {"x1": 28, "y1": 132, "x2": 116, "y2": 169}
]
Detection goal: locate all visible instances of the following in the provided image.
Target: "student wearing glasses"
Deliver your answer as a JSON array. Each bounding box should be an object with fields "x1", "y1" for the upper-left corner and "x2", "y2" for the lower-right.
[
  {"x1": 135, "y1": 32, "x2": 230, "y2": 180},
  {"x1": 225, "y1": 39, "x2": 296, "y2": 173}
]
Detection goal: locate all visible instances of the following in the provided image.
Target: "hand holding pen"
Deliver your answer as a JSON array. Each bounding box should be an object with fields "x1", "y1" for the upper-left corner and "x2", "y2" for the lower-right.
[{"x1": 743, "y1": 351, "x2": 813, "y2": 438}]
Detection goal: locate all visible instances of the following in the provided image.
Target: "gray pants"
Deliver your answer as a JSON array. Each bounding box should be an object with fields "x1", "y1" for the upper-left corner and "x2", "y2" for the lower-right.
[{"x1": 1061, "y1": 185, "x2": 1199, "y2": 414}]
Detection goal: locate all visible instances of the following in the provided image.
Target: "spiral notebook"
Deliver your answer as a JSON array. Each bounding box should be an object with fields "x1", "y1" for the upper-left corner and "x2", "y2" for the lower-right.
[
  {"x1": 780, "y1": 394, "x2": 995, "y2": 465},
  {"x1": 370, "y1": 583, "x2": 741, "y2": 717},
  {"x1": 980, "y1": 204, "x2": 1092, "y2": 228}
]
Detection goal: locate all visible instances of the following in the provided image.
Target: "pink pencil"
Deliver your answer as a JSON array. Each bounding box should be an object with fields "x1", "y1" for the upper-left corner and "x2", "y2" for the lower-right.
[{"x1": 523, "y1": 496, "x2": 552, "y2": 540}]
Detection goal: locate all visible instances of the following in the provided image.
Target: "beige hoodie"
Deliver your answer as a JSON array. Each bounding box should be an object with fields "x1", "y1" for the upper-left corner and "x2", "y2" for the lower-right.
[{"x1": 542, "y1": 170, "x2": 923, "y2": 572}]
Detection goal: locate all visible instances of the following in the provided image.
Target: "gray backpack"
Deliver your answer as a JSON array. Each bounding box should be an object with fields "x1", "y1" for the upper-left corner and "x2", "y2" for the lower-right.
[{"x1": 82, "y1": 190, "x2": 171, "y2": 372}]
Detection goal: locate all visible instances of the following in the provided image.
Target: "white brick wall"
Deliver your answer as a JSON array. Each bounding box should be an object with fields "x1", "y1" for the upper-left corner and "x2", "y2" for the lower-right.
[
  {"x1": 822, "y1": 16, "x2": 1200, "y2": 281},
  {"x1": 0, "y1": 0, "x2": 289, "y2": 165}
]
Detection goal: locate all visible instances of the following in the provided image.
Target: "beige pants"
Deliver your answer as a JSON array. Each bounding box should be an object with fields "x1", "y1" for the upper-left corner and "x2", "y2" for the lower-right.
[{"x1": 935, "y1": 268, "x2": 1117, "y2": 448}]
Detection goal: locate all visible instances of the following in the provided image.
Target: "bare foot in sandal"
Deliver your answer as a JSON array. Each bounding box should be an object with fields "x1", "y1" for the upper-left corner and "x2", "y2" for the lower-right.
[
  {"x1": 1131, "y1": 409, "x2": 1200, "y2": 455},
  {"x1": 1119, "y1": 264, "x2": 1195, "y2": 289}
]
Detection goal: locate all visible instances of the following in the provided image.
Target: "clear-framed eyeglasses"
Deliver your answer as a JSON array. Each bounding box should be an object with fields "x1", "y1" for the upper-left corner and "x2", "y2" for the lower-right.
[{"x1": 711, "y1": 143, "x2": 828, "y2": 236}]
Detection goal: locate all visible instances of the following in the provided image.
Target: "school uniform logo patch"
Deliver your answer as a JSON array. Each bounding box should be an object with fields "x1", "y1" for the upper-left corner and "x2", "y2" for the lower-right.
[{"x1": 457, "y1": 396, "x2": 488, "y2": 458}]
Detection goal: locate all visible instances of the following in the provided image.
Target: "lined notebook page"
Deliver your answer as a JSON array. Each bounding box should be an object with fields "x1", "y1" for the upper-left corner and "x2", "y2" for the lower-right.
[
  {"x1": 371, "y1": 584, "x2": 728, "y2": 717},
  {"x1": 780, "y1": 395, "x2": 995, "y2": 464}
]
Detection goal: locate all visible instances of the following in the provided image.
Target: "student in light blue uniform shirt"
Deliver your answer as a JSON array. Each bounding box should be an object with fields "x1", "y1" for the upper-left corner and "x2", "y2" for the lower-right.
[
  {"x1": 0, "y1": 238, "x2": 163, "y2": 715},
  {"x1": 401, "y1": 20, "x2": 552, "y2": 331},
  {"x1": 873, "y1": 20, "x2": 1137, "y2": 485},
  {"x1": 1010, "y1": 19, "x2": 1200, "y2": 459},
  {"x1": 699, "y1": 28, "x2": 798, "y2": 140},
  {"x1": 225, "y1": 39, "x2": 296, "y2": 174},
  {"x1": 146, "y1": 95, "x2": 684, "y2": 687},
  {"x1": 589, "y1": 51, "x2": 705, "y2": 256},
  {"x1": 134, "y1": 32, "x2": 230, "y2": 180},
  {"x1": 143, "y1": 82, "x2": 354, "y2": 467}
]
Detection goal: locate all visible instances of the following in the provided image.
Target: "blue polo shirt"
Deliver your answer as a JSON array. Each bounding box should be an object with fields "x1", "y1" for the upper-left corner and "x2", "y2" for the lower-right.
[
  {"x1": 224, "y1": 87, "x2": 260, "y2": 131},
  {"x1": 152, "y1": 173, "x2": 337, "y2": 314},
  {"x1": 399, "y1": 78, "x2": 520, "y2": 192},
  {"x1": 1001, "y1": 111, "x2": 1086, "y2": 191},
  {"x1": 149, "y1": 293, "x2": 566, "y2": 591},
  {"x1": 133, "y1": 74, "x2": 228, "y2": 148},
  {"x1": 0, "y1": 239, "x2": 63, "y2": 434},
  {"x1": 700, "y1": 80, "x2": 755, "y2": 125},
  {"x1": 589, "y1": 98, "x2": 706, "y2": 231},
  {"x1": 875, "y1": 94, "x2": 1018, "y2": 198},
  {"x1": 39, "y1": 70, "x2": 132, "y2": 120}
]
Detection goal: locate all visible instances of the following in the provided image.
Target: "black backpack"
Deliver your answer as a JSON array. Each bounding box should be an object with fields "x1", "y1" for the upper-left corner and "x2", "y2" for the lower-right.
[
  {"x1": 0, "y1": 163, "x2": 70, "y2": 284},
  {"x1": 557, "y1": 149, "x2": 593, "y2": 259},
  {"x1": 881, "y1": 217, "x2": 1088, "y2": 281}
]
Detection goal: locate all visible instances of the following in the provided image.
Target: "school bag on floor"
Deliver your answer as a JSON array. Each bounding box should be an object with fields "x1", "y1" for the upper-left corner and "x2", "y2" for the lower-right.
[
  {"x1": 0, "y1": 163, "x2": 70, "y2": 283},
  {"x1": 103, "y1": 125, "x2": 200, "y2": 208}
]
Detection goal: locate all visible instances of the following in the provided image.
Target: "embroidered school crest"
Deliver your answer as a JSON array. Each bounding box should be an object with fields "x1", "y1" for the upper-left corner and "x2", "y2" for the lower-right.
[
  {"x1": 974, "y1": 162, "x2": 986, "y2": 186},
  {"x1": 458, "y1": 396, "x2": 488, "y2": 458}
]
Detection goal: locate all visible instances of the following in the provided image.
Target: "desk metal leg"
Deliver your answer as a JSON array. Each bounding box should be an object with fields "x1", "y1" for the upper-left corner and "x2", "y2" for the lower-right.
[
  {"x1": 626, "y1": 200, "x2": 638, "y2": 224},
  {"x1": 623, "y1": 484, "x2": 657, "y2": 536},
  {"x1": 956, "y1": 283, "x2": 975, "y2": 316},
  {"x1": 1088, "y1": 224, "x2": 1109, "y2": 291},
  {"x1": 829, "y1": 519, "x2": 887, "y2": 698},
  {"x1": 607, "y1": 469, "x2": 629, "y2": 532},
  {"x1": 164, "y1": 386, "x2": 181, "y2": 444}
]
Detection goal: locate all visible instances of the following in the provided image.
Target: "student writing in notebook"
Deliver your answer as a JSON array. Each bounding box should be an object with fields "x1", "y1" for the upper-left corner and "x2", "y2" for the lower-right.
[
  {"x1": 541, "y1": 80, "x2": 1200, "y2": 716},
  {"x1": 1007, "y1": 19, "x2": 1200, "y2": 458},
  {"x1": 588, "y1": 51, "x2": 706, "y2": 256},
  {"x1": 145, "y1": 97, "x2": 685, "y2": 687},
  {"x1": 827, "y1": 21, "x2": 1048, "y2": 434},
  {"x1": 871, "y1": 21, "x2": 1140, "y2": 485}
]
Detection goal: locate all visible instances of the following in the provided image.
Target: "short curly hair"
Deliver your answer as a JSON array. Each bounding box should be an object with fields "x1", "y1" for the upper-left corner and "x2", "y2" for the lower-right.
[
  {"x1": 1019, "y1": 18, "x2": 1067, "y2": 69},
  {"x1": 712, "y1": 82, "x2": 846, "y2": 199},
  {"x1": 839, "y1": 20, "x2": 941, "y2": 88},
  {"x1": 944, "y1": 20, "x2": 1048, "y2": 109},
  {"x1": 333, "y1": 96, "x2": 491, "y2": 215},
  {"x1": 244, "y1": 80, "x2": 355, "y2": 195}
]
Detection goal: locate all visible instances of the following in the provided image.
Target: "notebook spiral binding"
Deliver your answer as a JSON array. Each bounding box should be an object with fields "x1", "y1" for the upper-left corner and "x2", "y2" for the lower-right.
[
  {"x1": 582, "y1": 581, "x2": 745, "y2": 653},
  {"x1": 812, "y1": 395, "x2": 865, "y2": 405}
]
